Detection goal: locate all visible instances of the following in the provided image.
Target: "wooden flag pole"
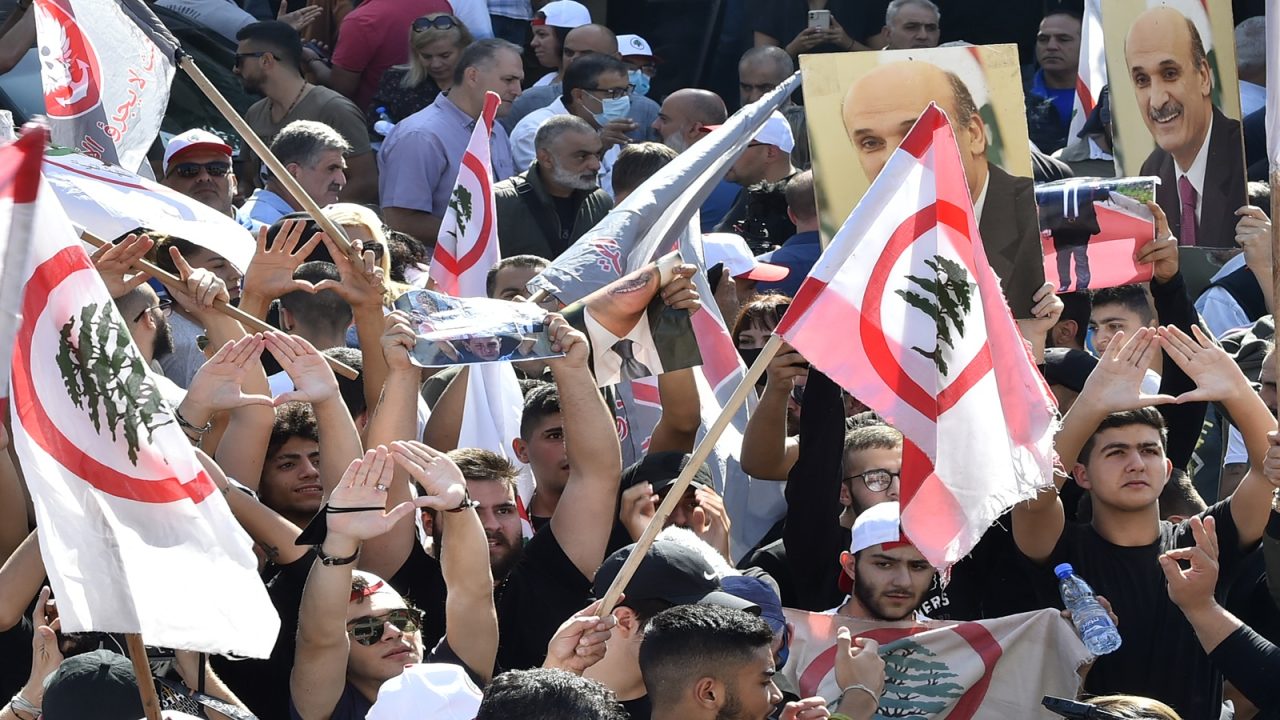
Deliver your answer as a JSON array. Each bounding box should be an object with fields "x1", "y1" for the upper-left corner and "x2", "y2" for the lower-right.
[
  {"x1": 596, "y1": 333, "x2": 784, "y2": 616},
  {"x1": 175, "y1": 55, "x2": 354, "y2": 257},
  {"x1": 1272, "y1": 167, "x2": 1279, "y2": 390},
  {"x1": 124, "y1": 634, "x2": 163, "y2": 720},
  {"x1": 80, "y1": 231, "x2": 359, "y2": 380}
]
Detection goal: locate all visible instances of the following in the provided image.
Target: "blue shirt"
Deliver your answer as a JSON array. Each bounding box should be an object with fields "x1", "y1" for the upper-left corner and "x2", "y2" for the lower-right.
[
  {"x1": 239, "y1": 187, "x2": 293, "y2": 228},
  {"x1": 1031, "y1": 69, "x2": 1075, "y2": 128},
  {"x1": 756, "y1": 230, "x2": 820, "y2": 298}
]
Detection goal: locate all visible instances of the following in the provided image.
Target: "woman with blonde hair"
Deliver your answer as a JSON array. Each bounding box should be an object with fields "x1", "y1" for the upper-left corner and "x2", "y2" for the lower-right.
[
  {"x1": 1084, "y1": 695, "x2": 1182, "y2": 719},
  {"x1": 367, "y1": 13, "x2": 474, "y2": 135}
]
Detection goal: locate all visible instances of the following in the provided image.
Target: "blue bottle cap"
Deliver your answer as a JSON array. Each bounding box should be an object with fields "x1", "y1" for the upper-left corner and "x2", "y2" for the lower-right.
[{"x1": 1053, "y1": 563, "x2": 1074, "y2": 579}]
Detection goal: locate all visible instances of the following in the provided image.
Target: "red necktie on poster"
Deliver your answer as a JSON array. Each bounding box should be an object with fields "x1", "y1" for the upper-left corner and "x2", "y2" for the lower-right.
[{"x1": 1177, "y1": 175, "x2": 1198, "y2": 246}]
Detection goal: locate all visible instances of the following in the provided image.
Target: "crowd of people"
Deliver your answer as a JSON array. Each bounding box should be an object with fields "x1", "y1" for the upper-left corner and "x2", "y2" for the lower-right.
[{"x1": 0, "y1": 0, "x2": 1279, "y2": 719}]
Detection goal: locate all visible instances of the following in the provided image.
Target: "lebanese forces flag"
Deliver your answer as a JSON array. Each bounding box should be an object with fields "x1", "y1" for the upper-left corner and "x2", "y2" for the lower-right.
[
  {"x1": 427, "y1": 92, "x2": 535, "y2": 527},
  {"x1": 1068, "y1": 0, "x2": 1106, "y2": 142},
  {"x1": 5, "y1": 128, "x2": 278, "y2": 657},
  {"x1": 775, "y1": 104, "x2": 1057, "y2": 570},
  {"x1": 33, "y1": 0, "x2": 177, "y2": 173}
]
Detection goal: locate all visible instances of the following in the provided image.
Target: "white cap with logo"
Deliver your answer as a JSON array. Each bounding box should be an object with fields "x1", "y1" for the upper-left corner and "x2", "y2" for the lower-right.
[
  {"x1": 532, "y1": 0, "x2": 591, "y2": 28},
  {"x1": 618, "y1": 34, "x2": 654, "y2": 58},
  {"x1": 162, "y1": 129, "x2": 232, "y2": 175}
]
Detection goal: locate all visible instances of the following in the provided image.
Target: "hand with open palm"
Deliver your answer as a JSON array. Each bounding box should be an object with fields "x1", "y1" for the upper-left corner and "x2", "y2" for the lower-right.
[
  {"x1": 185, "y1": 334, "x2": 274, "y2": 414},
  {"x1": 1157, "y1": 325, "x2": 1251, "y2": 404},
  {"x1": 389, "y1": 441, "x2": 468, "y2": 511},
  {"x1": 327, "y1": 447, "x2": 429, "y2": 545},
  {"x1": 1077, "y1": 327, "x2": 1175, "y2": 412},
  {"x1": 265, "y1": 331, "x2": 339, "y2": 406}
]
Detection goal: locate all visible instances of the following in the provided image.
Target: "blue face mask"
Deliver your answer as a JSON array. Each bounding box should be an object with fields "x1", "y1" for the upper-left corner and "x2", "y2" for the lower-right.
[
  {"x1": 592, "y1": 94, "x2": 631, "y2": 125},
  {"x1": 628, "y1": 68, "x2": 651, "y2": 98}
]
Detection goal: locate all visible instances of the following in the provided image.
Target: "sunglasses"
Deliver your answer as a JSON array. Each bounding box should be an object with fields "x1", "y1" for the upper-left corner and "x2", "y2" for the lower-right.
[
  {"x1": 234, "y1": 51, "x2": 269, "y2": 68},
  {"x1": 346, "y1": 607, "x2": 423, "y2": 646},
  {"x1": 412, "y1": 15, "x2": 458, "y2": 32},
  {"x1": 170, "y1": 161, "x2": 231, "y2": 179},
  {"x1": 133, "y1": 300, "x2": 172, "y2": 323}
]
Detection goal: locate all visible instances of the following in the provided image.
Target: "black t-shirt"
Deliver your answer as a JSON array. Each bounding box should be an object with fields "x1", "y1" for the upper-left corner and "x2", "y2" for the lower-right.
[
  {"x1": 747, "y1": 0, "x2": 881, "y2": 51},
  {"x1": 551, "y1": 195, "x2": 578, "y2": 247},
  {"x1": 496, "y1": 525, "x2": 593, "y2": 670},
  {"x1": 1044, "y1": 500, "x2": 1246, "y2": 720},
  {"x1": 0, "y1": 620, "x2": 33, "y2": 700},
  {"x1": 621, "y1": 694, "x2": 652, "y2": 720},
  {"x1": 213, "y1": 553, "x2": 313, "y2": 720},
  {"x1": 388, "y1": 540, "x2": 448, "y2": 652}
]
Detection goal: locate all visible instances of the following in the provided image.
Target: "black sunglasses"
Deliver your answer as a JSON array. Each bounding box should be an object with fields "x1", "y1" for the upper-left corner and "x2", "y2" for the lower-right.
[
  {"x1": 234, "y1": 51, "x2": 269, "y2": 68},
  {"x1": 133, "y1": 300, "x2": 172, "y2": 323},
  {"x1": 346, "y1": 607, "x2": 423, "y2": 646},
  {"x1": 583, "y1": 85, "x2": 634, "y2": 100},
  {"x1": 170, "y1": 161, "x2": 231, "y2": 179},
  {"x1": 412, "y1": 15, "x2": 458, "y2": 32}
]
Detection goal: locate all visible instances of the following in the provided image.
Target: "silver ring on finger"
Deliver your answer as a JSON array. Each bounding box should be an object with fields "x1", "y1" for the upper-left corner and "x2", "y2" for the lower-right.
[{"x1": 374, "y1": 483, "x2": 388, "y2": 492}]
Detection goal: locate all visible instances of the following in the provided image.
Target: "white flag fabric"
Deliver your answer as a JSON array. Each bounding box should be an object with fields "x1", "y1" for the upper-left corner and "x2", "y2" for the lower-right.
[
  {"x1": 0, "y1": 127, "x2": 41, "y2": 382},
  {"x1": 775, "y1": 104, "x2": 1057, "y2": 570},
  {"x1": 430, "y1": 92, "x2": 502, "y2": 297},
  {"x1": 33, "y1": 0, "x2": 177, "y2": 172},
  {"x1": 6, "y1": 127, "x2": 279, "y2": 657},
  {"x1": 1267, "y1": 0, "x2": 1279, "y2": 167},
  {"x1": 527, "y1": 73, "x2": 803, "y2": 303},
  {"x1": 1069, "y1": 0, "x2": 1107, "y2": 143},
  {"x1": 42, "y1": 148, "x2": 255, "y2": 273}
]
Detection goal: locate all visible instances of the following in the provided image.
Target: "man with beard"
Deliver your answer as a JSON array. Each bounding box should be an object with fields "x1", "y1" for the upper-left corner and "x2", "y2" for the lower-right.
[
  {"x1": 830, "y1": 502, "x2": 935, "y2": 622},
  {"x1": 653, "y1": 90, "x2": 728, "y2": 154},
  {"x1": 160, "y1": 129, "x2": 261, "y2": 231},
  {"x1": 1126, "y1": 6, "x2": 1246, "y2": 248},
  {"x1": 495, "y1": 114, "x2": 613, "y2": 260},
  {"x1": 641, "y1": 604, "x2": 885, "y2": 720},
  {"x1": 115, "y1": 284, "x2": 182, "y2": 406},
  {"x1": 234, "y1": 21, "x2": 378, "y2": 205}
]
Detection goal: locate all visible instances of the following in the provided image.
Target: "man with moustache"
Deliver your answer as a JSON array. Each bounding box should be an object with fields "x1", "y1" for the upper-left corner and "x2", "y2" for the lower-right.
[
  {"x1": 160, "y1": 129, "x2": 260, "y2": 231},
  {"x1": 841, "y1": 60, "x2": 1042, "y2": 317},
  {"x1": 496, "y1": 115, "x2": 614, "y2": 260},
  {"x1": 1127, "y1": 6, "x2": 1246, "y2": 249},
  {"x1": 240, "y1": 120, "x2": 353, "y2": 228},
  {"x1": 830, "y1": 502, "x2": 935, "y2": 622}
]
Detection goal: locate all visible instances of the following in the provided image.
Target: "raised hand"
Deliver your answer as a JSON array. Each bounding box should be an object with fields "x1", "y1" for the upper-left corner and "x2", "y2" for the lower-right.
[
  {"x1": 91, "y1": 233, "x2": 153, "y2": 299},
  {"x1": 185, "y1": 335, "x2": 274, "y2": 413},
  {"x1": 691, "y1": 485, "x2": 732, "y2": 561},
  {"x1": 1264, "y1": 432, "x2": 1280, "y2": 490},
  {"x1": 1136, "y1": 201, "x2": 1179, "y2": 283},
  {"x1": 264, "y1": 331, "x2": 340, "y2": 406},
  {"x1": 279, "y1": 2, "x2": 322, "y2": 32},
  {"x1": 1016, "y1": 282, "x2": 1064, "y2": 351},
  {"x1": 315, "y1": 232, "x2": 386, "y2": 311},
  {"x1": 18, "y1": 585, "x2": 63, "y2": 711},
  {"x1": 660, "y1": 264, "x2": 702, "y2": 314},
  {"x1": 241, "y1": 220, "x2": 323, "y2": 304},
  {"x1": 327, "y1": 447, "x2": 426, "y2": 542},
  {"x1": 1159, "y1": 515, "x2": 1219, "y2": 613},
  {"x1": 1077, "y1": 327, "x2": 1175, "y2": 412},
  {"x1": 765, "y1": 342, "x2": 808, "y2": 394},
  {"x1": 388, "y1": 441, "x2": 468, "y2": 511},
  {"x1": 780, "y1": 698, "x2": 832, "y2": 720},
  {"x1": 834, "y1": 628, "x2": 885, "y2": 707},
  {"x1": 1156, "y1": 325, "x2": 1250, "y2": 404},
  {"x1": 545, "y1": 313, "x2": 589, "y2": 371},
  {"x1": 381, "y1": 310, "x2": 418, "y2": 372},
  {"x1": 163, "y1": 245, "x2": 231, "y2": 320},
  {"x1": 542, "y1": 598, "x2": 617, "y2": 675},
  {"x1": 618, "y1": 482, "x2": 659, "y2": 541}
]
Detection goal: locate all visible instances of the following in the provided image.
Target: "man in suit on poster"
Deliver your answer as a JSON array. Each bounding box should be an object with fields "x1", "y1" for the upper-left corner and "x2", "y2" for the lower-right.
[
  {"x1": 841, "y1": 60, "x2": 1042, "y2": 318},
  {"x1": 1126, "y1": 6, "x2": 1246, "y2": 249},
  {"x1": 1036, "y1": 182, "x2": 1113, "y2": 292}
]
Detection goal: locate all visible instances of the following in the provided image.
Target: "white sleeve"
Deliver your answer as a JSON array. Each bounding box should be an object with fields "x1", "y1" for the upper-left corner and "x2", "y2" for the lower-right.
[
  {"x1": 449, "y1": 0, "x2": 494, "y2": 39},
  {"x1": 509, "y1": 115, "x2": 539, "y2": 173},
  {"x1": 1194, "y1": 287, "x2": 1251, "y2": 339}
]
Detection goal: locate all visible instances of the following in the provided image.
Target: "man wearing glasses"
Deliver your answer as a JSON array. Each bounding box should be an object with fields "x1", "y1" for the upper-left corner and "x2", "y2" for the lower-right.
[{"x1": 160, "y1": 129, "x2": 262, "y2": 231}]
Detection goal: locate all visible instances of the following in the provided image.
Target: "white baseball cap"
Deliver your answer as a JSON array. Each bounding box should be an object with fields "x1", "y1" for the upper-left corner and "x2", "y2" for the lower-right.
[
  {"x1": 532, "y1": 0, "x2": 591, "y2": 28},
  {"x1": 367, "y1": 664, "x2": 483, "y2": 720},
  {"x1": 162, "y1": 129, "x2": 232, "y2": 175},
  {"x1": 618, "y1": 34, "x2": 654, "y2": 58},
  {"x1": 707, "y1": 111, "x2": 795, "y2": 154},
  {"x1": 702, "y1": 233, "x2": 789, "y2": 282},
  {"x1": 849, "y1": 501, "x2": 906, "y2": 554}
]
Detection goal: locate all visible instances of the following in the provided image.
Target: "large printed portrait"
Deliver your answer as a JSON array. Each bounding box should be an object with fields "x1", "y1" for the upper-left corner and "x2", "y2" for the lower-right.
[
  {"x1": 800, "y1": 45, "x2": 1043, "y2": 317},
  {"x1": 1102, "y1": 0, "x2": 1246, "y2": 248}
]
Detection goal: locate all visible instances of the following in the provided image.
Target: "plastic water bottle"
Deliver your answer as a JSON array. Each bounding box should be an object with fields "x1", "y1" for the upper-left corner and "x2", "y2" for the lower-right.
[
  {"x1": 1055, "y1": 563, "x2": 1122, "y2": 655},
  {"x1": 373, "y1": 107, "x2": 395, "y2": 138}
]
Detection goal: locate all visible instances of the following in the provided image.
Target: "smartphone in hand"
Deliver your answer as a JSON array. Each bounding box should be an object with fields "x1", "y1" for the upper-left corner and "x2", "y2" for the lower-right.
[{"x1": 807, "y1": 9, "x2": 831, "y2": 30}]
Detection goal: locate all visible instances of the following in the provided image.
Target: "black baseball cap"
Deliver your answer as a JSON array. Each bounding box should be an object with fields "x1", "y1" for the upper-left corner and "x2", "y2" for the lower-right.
[
  {"x1": 592, "y1": 539, "x2": 758, "y2": 612},
  {"x1": 1043, "y1": 347, "x2": 1098, "y2": 393},
  {"x1": 620, "y1": 451, "x2": 713, "y2": 495},
  {"x1": 42, "y1": 650, "x2": 144, "y2": 720}
]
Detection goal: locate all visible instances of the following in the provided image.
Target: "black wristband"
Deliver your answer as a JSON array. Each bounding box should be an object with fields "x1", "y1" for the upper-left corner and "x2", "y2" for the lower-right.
[
  {"x1": 445, "y1": 488, "x2": 477, "y2": 513},
  {"x1": 314, "y1": 542, "x2": 360, "y2": 566}
]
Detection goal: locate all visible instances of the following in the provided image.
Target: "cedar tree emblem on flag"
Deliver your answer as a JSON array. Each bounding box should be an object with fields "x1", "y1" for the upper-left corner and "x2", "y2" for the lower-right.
[{"x1": 896, "y1": 255, "x2": 974, "y2": 376}]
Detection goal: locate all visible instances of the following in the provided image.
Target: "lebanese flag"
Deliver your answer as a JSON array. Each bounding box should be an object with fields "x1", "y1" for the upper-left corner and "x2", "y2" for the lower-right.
[
  {"x1": 5, "y1": 127, "x2": 279, "y2": 657},
  {"x1": 1068, "y1": 0, "x2": 1106, "y2": 143},
  {"x1": 775, "y1": 104, "x2": 1057, "y2": 570},
  {"x1": 782, "y1": 608, "x2": 1087, "y2": 715},
  {"x1": 430, "y1": 91, "x2": 501, "y2": 297},
  {"x1": 33, "y1": 0, "x2": 177, "y2": 173}
]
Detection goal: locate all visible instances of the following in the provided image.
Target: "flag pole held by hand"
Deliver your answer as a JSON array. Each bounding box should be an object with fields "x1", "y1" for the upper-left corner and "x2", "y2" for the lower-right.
[
  {"x1": 175, "y1": 54, "x2": 355, "y2": 258},
  {"x1": 595, "y1": 333, "x2": 784, "y2": 616},
  {"x1": 80, "y1": 231, "x2": 359, "y2": 380},
  {"x1": 125, "y1": 634, "x2": 163, "y2": 720}
]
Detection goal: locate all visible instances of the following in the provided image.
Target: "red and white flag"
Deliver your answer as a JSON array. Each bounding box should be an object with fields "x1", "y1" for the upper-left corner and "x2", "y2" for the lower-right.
[
  {"x1": 33, "y1": 0, "x2": 177, "y2": 173},
  {"x1": 1068, "y1": 0, "x2": 1106, "y2": 143},
  {"x1": 775, "y1": 104, "x2": 1057, "y2": 570},
  {"x1": 430, "y1": 92, "x2": 501, "y2": 297},
  {"x1": 0, "y1": 128, "x2": 42, "y2": 381},
  {"x1": 5, "y1": 127, "x2": 278, "y2": 657}
]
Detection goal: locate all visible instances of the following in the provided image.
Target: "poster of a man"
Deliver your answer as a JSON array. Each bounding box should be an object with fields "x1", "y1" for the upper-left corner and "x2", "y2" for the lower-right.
[
  {"x1": 392, "y1": 289, "x2": 560, "y2": 368},
  {"x1": 1104, "y1": 0, "x2": 1246, "y2": 248},
  {"x1": 562, "y1": 252, "x2": 703, "y2": 388},
  {"x1": 1036, "y1": 177, "x2": 1157, "y2": 293},
  {"x1": 800, "y1": 46, "x2": 1043, "y2": 317}
]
